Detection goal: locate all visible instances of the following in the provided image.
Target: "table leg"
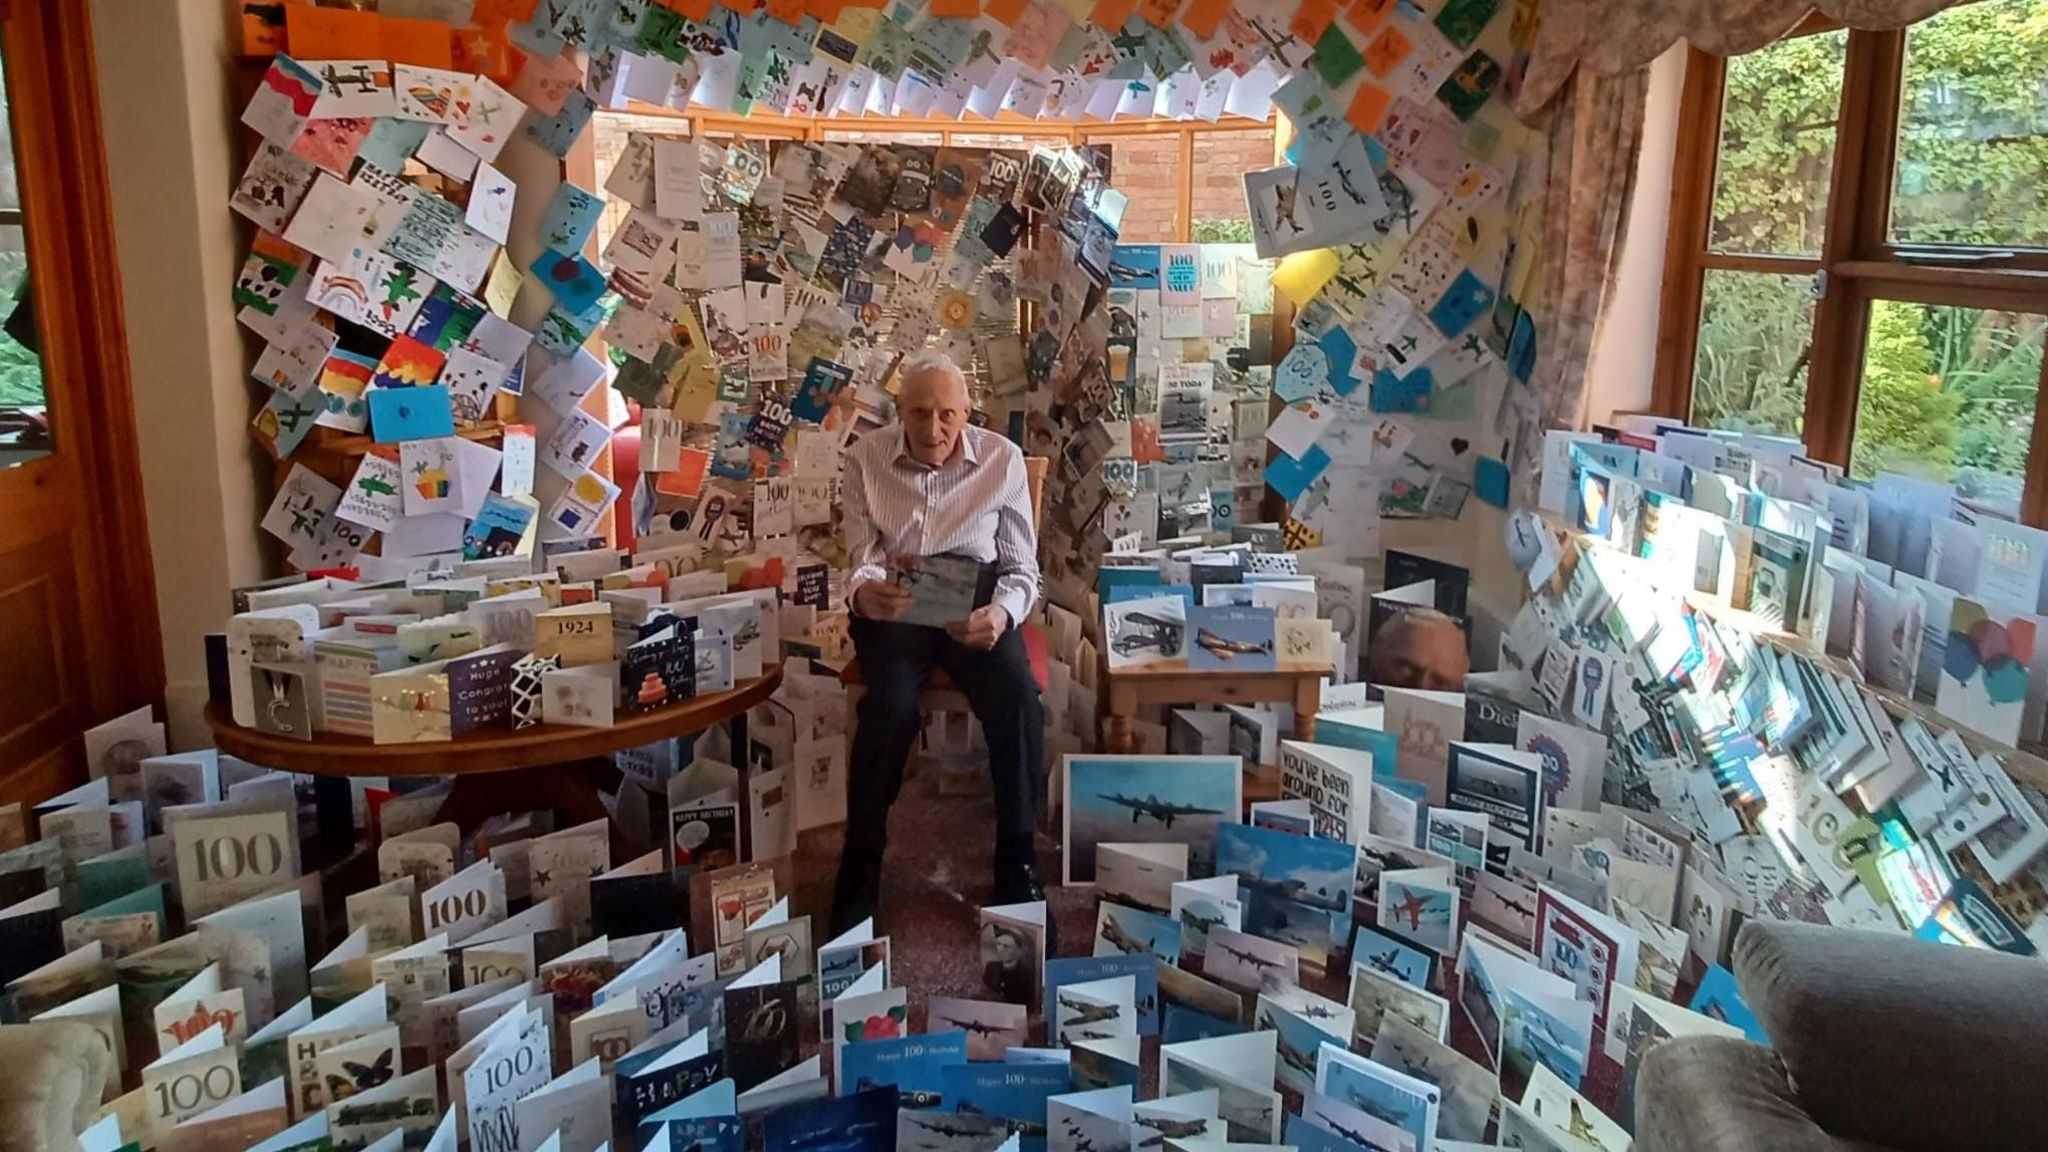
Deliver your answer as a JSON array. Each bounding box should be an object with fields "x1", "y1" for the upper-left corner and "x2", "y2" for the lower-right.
[
  {"x1": 1103, "y1": 682, "x2": 1138, "y2": 753},
  {"x1": 1294, "y1": 675, "x2": 1321, "y2": 743}
]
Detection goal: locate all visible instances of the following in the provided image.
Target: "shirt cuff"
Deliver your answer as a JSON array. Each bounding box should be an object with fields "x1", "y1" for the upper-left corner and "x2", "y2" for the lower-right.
[
  {"x1": 845, "y1": 564, "x2": 888, "y2": 615},
  {"x1": 992, "y1": 585, "x2": 1034, "y2": 632}
]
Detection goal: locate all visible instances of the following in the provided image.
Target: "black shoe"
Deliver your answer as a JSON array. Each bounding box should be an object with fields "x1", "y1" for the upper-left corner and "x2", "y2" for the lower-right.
[
  {"x1": 994, "y1": 862, "x2": 1056, "y2": 956},
  {"x1": 830, "y1": 860, "x2": 880, "y2": 939}
]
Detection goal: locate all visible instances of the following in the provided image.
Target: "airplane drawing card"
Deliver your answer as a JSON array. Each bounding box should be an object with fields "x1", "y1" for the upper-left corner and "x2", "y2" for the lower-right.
[
  {"x1": 1104, "y1": 595, "x2": 1188, "y2": 670},
  {"x1": 1187, "y1": 607, "x2": 1277, "y2": 672},
  {"x1": 1313, "y1": 1044, "x2": 1440, "y2": 1152},
  {"x1": 1092, "y1": 902, "x2": 1181, "y2": 966},
  {"x1": 1095, "y1": 842, "x2": 1188, "y2": 914},
  {"x1": 1350, "y1": 923, "x2": 1434, "y2": 991},
  {"x1": 1376, "y1": 868, "x2": 1460, "y2": 956},
  {"x1": 1054, "y1": 974, "x2": 1138, "y2": 1047},
  {"x1": 1169, "y1": 875, "x2": 1242, "y2": 960},
  {"x1": 1061, "y1": 756, "x2": 1241, "y2": 885},
  {"x1": 1445, "y1": 742, "x2": 1544, "y2": 871},
  {"x1": 1201, "y1": 927, "x2": 1297, "y2": 994},
  {"x1": 924, "y1": 997, "x2": 1026, "y2": 1063},
  {"x1": 1214, "y1": 821, "x2": 1356, "y2": 915},
  {"x1": 1253, "y1": 985, "x2": 1349, "y2": 1097},
  {"x1": 1156, "y1": 1031, "x2": 1283, "y2": 1144}
]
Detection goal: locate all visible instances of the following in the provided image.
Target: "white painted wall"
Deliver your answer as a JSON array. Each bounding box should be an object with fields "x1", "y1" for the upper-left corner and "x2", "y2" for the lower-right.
[
  {"x1": 1584, "y1": 45, "x2": 1689, "y2": 426},
  {"x1": 92, "y1": 0, "x2": 266, "y2": 746}
]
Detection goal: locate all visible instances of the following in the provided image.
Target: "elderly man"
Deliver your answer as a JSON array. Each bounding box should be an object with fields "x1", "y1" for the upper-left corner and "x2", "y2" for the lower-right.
[{"x1": 833, "y1": 351, "x2": 1048, "y2": 937}]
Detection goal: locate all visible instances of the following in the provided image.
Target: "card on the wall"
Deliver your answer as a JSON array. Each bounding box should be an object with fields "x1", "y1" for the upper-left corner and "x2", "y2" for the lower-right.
[
  {"x1": 260, "y1": 463, "x2": 344, "y2": 552},
  {"x1": 368, "y1": 382, "x2": 456, "y2": 443}
]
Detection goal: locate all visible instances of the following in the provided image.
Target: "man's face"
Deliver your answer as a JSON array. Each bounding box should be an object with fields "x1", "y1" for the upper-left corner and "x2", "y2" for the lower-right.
[
  {"x1": 1372, "y1": 612, "x2": 1470, "y2": 691},
  {"x1": 900, "y1": 366, "x2": 969, "y2": 465}
]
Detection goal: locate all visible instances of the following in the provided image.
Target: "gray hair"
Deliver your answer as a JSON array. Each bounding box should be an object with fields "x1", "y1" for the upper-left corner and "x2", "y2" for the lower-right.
[{"x1": 898, "y1": 350, "x2": 968, "y2": 391}]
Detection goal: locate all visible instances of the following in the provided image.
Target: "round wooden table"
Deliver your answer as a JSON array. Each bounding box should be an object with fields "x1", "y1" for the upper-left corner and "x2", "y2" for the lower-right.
[{"x1": 206, "y1": 665, "x2": 784, "y2": 837}]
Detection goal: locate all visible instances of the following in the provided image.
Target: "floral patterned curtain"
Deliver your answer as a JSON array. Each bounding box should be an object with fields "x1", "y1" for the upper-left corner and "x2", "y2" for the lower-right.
[
  {"x1": 1529, "y1": 69, "x2": 1649, "y2": 438},
  {"x1": 1517, "y1": 0, "x2": 1973, "y2": 116}
]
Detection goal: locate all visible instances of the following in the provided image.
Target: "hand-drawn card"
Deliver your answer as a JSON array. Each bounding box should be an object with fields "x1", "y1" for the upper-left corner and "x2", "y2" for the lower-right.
[
  {"x1": 335, "y1": 448, "x2": 406, "y2": 531},
  {"x1": 539, "y1": 183, "x2": 607, "y2": 253},
  {"x1": 260, "y1": 463, "x2": 344, "y2": 551},
  {"x1": 441, "y1": 348, "x2": 511, "y2": 422},
  {"x1": 381, "y1": 190, "x2": 464, "y2": 270},
  {"x1": 507, "y1": 48, "x2": 583, "y2": 117},
  {"x1": 314, "y1": 349, "x2": 376, "y2": 432},
  {"x1": 463, "y1": 162, "x2": 517, "y2": 246},
  {"x1": 251, "y1": 322, "x2": 338, "y2": 396},
  {"x1": 231, "y1": 142, "x2": 319, "y2": 233},
  {"x1": 242, "y1": 55, "x2": 321, "y2": 146},
  {"x1": 520, "y1": 89, "x2": 596, "y2": 158},
  {"x1": 254, "y1": 382, "x2": 323, "y2": 460},
  {"x1": 445, "y1": 76, "x2": 527, "y2": 163},
  {"x1": 289, "y1": 114, "x2": 375, "y2": 176},
  {"x1": 547, "y1": 471, "x2": 620, "y2": 537},
  {"x1": 369, "y1": 334, "x2": 447, "y2": 391},
  {"x1": 540, "y1": 408, "x2": 613, "y2": 479},
  {"x1": 305, "y1": 252, "x2": 432, "y2": 338},
  {"x1": 309, "y1": 59, "x2": 395, "y2": 118},
  {"x1": 530, "y1": 249, "x2": 609, "y2": 314},
  {"x1": 391, "y1": 64, "x2": 473, "y2": 124},
  {"x1": 399, "y1": 436, "x2": 466, "y2": 517}
]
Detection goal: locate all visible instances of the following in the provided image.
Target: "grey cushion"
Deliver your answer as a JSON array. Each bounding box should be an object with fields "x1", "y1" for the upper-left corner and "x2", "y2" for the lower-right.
[
  {"x1": 1633, "y1": 1035, "x2": 1890, "y2": 1152},
  {"x1": 1735, "y1": 921, "x2": 2048, "y2": 1152},
  {"x1": 0, "y1": 1022, "x2": 115, "y2": 1152}
]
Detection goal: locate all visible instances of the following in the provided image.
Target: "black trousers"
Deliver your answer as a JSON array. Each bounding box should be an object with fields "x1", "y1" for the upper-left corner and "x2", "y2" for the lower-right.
[{"x1": 841, "y1": 615, "x2": 1045, "y2": 884}]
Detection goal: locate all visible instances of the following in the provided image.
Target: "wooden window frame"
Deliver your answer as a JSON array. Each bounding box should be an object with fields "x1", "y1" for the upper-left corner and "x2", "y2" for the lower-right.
[
  {"x1": 609, "y1": 102, "x2": 1275, "y2": 244},
  {"x1": 1652, "y1": 15, "x2": 2048, "y2": 526}
]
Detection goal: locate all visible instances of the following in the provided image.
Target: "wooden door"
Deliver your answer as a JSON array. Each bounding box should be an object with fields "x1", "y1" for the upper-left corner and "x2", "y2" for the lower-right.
[{"x1": 0, "y1": 0, "x2": 162, "y2": 803}]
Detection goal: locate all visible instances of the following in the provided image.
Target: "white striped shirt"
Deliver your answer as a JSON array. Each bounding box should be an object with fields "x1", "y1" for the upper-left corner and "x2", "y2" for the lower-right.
[{"x1": 842, "y1": 424, "x2": 1040, "y2": 627}]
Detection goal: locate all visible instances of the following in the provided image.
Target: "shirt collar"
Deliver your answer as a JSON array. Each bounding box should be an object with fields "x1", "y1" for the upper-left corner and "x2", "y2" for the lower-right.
[{"x1": 896, "y1": 425, "x2": 977, "y2": 469}]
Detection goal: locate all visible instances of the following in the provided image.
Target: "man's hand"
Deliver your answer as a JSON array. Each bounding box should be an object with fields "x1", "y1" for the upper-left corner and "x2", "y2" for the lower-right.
[
  {"x1": 853, "y1": 579, "x2": 914, "y2": 620},
  {"x1": 947, "y1": 604, "x2": 1011, "y2": 650}
]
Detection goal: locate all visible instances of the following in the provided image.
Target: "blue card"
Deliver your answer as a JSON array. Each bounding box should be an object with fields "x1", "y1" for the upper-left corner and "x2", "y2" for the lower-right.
[
  {"x1": 367, "y1": 383, "x2": 454, "y2": 443},
  {"x1": 357, "y1": 118, "x2": 430, "y2": 175},
  {"x1": 792, "y1": 357, "x2": 854, "y2": 424},
  {"x1": 1109, "y1": 244, "x2": 1160, "y2": 289},
  {"x1": 1688, "y1": 965, "x2": 1767, "y2": 1045},
  {"x1": 1188, "y1": 606, "x2": 1277, "y2": 673},
  {"x1": 1097, "y1": 567, "x2": 1164, "y2": 597},
  {"x1": 1428, "y1": 268, "x2": 1497, "y2": 338},
  {"x1": 463, "y1": 492, "x2": 537, "y2": 559},
  {"x1": 1273, "y1": 343, "x2": 1327, "y2": 403},
  {"x1": 539, "y1": 182, "x2": 607, "y2": 253},
  {"x1": 763, "y1": 1086, "x2": 897, "y2": 1152},
  {"x1": 1264, "y1": 444, "x2": 1330, "y2": 504},
  {"x1": 838, "y1": 1031, "x2": 968, "y2": 1106},
  {"x1": 1161, "y1": 1003, "x2": 1246, "y2": 1043},
  {"x1": 1370, "y1": 367, "x2": 1432, "y2": 413},
  {"x1": 520, "y1": 89, "x2": 595, "y2": 157},
  {"x1": 531, "y1": 248, "x2": 609, "y2": 314},
  {"x1": 1351, "y1": 924, "x2": 1434, "y2": 989},
  {"x1": 1317, "y1": 327, "x2": 1361, "y2": 395},
  {"x1": 939, "y1": 1063, "x2": 1071, "y2": 1152},
  {"x1": 1045, "y1": 953, "x2": 1159, "y2": 1036},
  {"x1": 1508, "y1": 306, "x2": 1537, "y2": 383},
  {"x1": 1314, "y1": 713, "x2": 1398, "y2": 776},
  {"x1": 1216, "y1": 822, "x2": 1356, "y2": 913},
  {"x1": 1476, "y1": 456, "x2": 1511, "y2": 508}
]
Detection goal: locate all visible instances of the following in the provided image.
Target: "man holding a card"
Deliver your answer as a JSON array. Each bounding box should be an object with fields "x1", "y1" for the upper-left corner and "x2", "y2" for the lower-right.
[{"x1": 834, "y1": 351, "x2": 1046, "y2": 936}]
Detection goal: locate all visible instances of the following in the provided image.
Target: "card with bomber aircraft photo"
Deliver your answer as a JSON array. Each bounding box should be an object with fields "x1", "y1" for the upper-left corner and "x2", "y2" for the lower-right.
[{"x1": 1061, "y1": 756, "x2": 1241, "y2": 886}]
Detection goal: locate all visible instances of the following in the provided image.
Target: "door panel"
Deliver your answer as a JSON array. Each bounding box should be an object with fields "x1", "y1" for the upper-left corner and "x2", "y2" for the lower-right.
[{"x1": 0, "y1": 0, "x2": 161, "y2": 803}]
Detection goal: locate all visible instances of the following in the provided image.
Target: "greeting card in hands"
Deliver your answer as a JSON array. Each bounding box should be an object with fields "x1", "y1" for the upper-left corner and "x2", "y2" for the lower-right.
[{"x1": 887, "y1": 554, "x2": 986, "y2": 628}]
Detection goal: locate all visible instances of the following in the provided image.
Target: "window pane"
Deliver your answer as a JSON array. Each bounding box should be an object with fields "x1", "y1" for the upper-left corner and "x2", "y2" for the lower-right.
[
  {"x1": 1708, "y1": 30, "x2": 1848, "y2": 256},
  {"x1": 1890, "y1": 0, "x2": 2048, "y2": 248},
  {"x1": 1190, "y1": 127, "x2": 1273, "y2": 243},
  {"x1": 1689, "y1": 269, "x2": 1818, "y2": 438},
  {"x1": 1087, "y1": 133, "x2": 1179, "y2": 242},
  {"x1": 1850, "y1": 301, "x2": 2043, "y2": 517},
  {"x1": 0, "y1": 37, "x2": 48, "y2": 468}
]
